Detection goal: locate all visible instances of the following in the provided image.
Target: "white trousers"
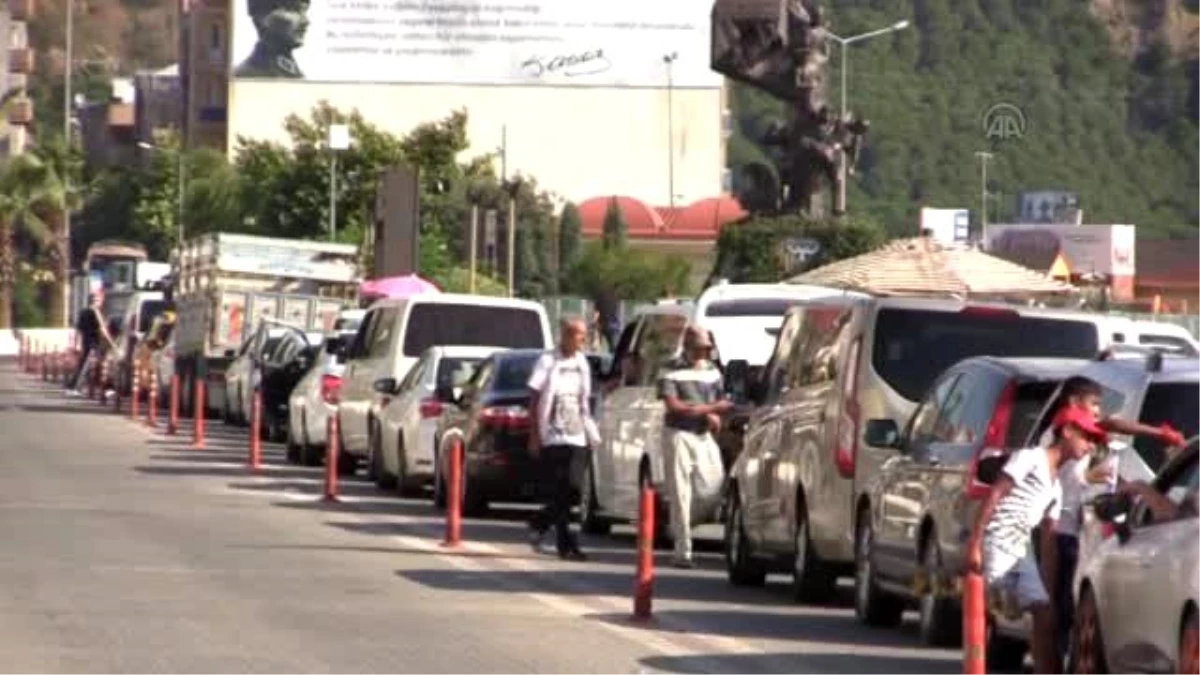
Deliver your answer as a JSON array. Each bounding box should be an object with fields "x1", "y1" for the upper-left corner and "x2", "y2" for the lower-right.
[{"x1": 663, "y1": 428, "x2": 724, "y2": 560}]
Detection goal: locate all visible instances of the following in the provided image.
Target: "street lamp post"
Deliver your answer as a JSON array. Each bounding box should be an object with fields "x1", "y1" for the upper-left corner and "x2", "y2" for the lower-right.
[
  {"x1": 662, "y1": 52, "x2": 678, "y2": 209},
  {"x1": 825, "y1": 19, "x2": 909, "y2": 213},
  {"x1": 975, "y1": 151, "x2": 993, "y2": 238},
  {"x1": 61, "y1": 0, "x2": 75, "y2": 327},
  {"x1": 327, "y1": 124, "x2": 351, "y2": 241}
]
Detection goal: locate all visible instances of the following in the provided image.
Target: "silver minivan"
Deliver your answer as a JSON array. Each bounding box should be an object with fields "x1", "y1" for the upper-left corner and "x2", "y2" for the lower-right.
[{"x1": 723, "y1": 296, "x2": 1119, "y2": 600}]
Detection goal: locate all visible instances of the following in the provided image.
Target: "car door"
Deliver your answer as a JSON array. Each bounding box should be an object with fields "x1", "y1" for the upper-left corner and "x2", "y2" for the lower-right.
[
  {"x1": 595, "y1": 318, "x2": 643, "y2": 513},
  {"x1": 874, "y1": 370, "x2": 963, "y2": 571},
  {"x1": 340, "y1": 309, "x2": 383, "y2": 453},
  {"x1": 1102, "y1": 448, "x2": 1198, "y2": 672}
]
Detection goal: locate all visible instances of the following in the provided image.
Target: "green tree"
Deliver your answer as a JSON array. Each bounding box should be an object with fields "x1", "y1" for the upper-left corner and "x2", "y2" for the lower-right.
[
  {"x1": 601, "y1": 198, "x2": 627, "y2": 250},
  {"x1": 708, "y1": 213, "x2": 887, "y2": 284},
  {"x1": 557, "y1": 202, "x2": 582, "y2": 288},
  {"x1": 0, "y1": 154, "x2": 57, "y2": 329},
  {"x1": 565, "y1": 242, "x2": 694, "y2": 302}
]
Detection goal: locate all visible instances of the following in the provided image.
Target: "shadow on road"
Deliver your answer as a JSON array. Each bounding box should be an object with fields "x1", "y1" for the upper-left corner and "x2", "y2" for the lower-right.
[
  {"x1": 133, "y1": 463, "x2": 318, "y2": 481},
  {"x1": 395, "y1": 567, "x2": 797, "y2": 606},
  {"x1": 228, "y1": 541, "x2": 533, "y2": 561},
  {"x1": 639, "y1": 651, "x2": 957, "y2": 674},
  {"x1": 14, "y1": 403, "x2": 130, "y2": 417}
]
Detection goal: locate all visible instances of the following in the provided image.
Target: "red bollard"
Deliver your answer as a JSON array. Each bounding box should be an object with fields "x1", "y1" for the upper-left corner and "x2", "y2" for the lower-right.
[
  {"x1": 193, "y1": 379, "x2": 206, "y2": 449},
  {"x1": 962, "y1": 571, "x2": 987, "y2": 675},
  {"x1": 248, "y1": 389, "x2": 263, "y2": 472},
  {"x1": 442, "y1": 437, "x2": 464, "y2": 548},
  {"x1": 167, "y1": 374, "x2": 180, "y2": 435},
  {"x1": 633, "y1": 484, "x2": 657, "y2": 620},
  {"x1": 130, "y1": 376, "x2": 140, "y2": 420},
  {"x1": 323, "y1": 414, "x2": 341, "y2": 502},
  {"x1": 147, "y1": 372, "x2": 158, "y2": 428}
]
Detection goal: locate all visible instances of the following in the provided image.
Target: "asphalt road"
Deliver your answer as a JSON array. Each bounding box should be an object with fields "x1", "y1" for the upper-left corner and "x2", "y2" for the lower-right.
[{"x1": 0, "y1": 362, "x2": 961, "y2": 673}]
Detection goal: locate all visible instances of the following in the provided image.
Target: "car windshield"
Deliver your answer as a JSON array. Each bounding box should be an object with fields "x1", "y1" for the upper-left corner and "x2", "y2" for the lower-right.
[
  {"x1": 403, "y1": 304, "x2": 545, "y2": 357},
  {"x1": 704, "y1": 298, "x2": 808, "y2": 366},
  {"x1": 1135, "y1": 382, "x2": 1200, "y2": 472},
  {"x1": 872, "y1": 309, "x2": 1100, "y2": 400},
  {"x1": 493, "y1": 354, "x2": 541, "y2": 392},
  {"x1": 436, "y1": 357, "x2": 483, "y2": 390}
]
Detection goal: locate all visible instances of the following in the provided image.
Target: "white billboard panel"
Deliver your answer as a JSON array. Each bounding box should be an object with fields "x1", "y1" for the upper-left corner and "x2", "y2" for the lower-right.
[
  {"x1": 919, "y1": 207, "x2": 970, "y2": 245},
  {"x1": 230, "y1": 0, "x2": 721, "y2": 88},
  {"x1": 984, "y1": 224, "x2": 1136, "y2": 277}
]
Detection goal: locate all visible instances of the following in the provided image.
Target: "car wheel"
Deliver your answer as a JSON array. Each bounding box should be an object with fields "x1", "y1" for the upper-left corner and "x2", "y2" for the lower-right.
[
  {"x1": 1180, "y1": 608, "x2": 1199, "y2": 675},
  {"x1": 987, "y1": 621, "x2": 1028, "y2": 673},
  {"x1": 371, "y1": 425, "x2": 398, "y2": 490},
  {"x1": 1071, "y1": 587, "x2": 1108, "y2": 674},
  {"x1": 918, "y1": 534, "x2": 961, "y2": 646},
  {"x1": 580, "y1": 461, "x2": 611, "y2": 535},
  {"x1": 723, "y1": 489, "x2": 766, "y2": 587},
  {"x1": 394, "y1": 437, "x2": 422, "y2": 498},
  {"x1": 853, "y1": 518, "x2": 904, "y2": 626},
  {"x1": 792, "y1": 502, "x2": 837, "y2": 603}
]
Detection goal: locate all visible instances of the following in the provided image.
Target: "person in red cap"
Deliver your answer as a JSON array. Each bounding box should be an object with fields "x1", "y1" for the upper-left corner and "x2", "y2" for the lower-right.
[
  {"x1": 1038, "y1": 376, "x2": 1188, "y2": 670},
  {"x1": 965, "y1": 404, "x2": 1108, "y2": 674}
]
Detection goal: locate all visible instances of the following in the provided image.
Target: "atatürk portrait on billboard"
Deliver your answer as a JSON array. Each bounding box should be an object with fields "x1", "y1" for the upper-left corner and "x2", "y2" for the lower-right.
[{"x1": 235, "y1": 0, "x2": 310, "y2": 79}]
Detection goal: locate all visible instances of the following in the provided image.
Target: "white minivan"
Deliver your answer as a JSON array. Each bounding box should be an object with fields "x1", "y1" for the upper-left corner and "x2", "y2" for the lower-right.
[{"x1": 336, "y1": 294, "x2": 554, "y2": 471}]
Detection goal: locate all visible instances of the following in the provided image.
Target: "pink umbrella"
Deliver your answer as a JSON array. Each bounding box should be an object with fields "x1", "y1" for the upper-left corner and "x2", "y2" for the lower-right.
[{"x1": 360, "y1": 274, "x2": 442, "y2": 300}]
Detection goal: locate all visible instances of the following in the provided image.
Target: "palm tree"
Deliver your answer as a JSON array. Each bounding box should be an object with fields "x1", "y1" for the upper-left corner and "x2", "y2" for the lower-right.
[
  {"x1": 29, "y1": 138, "x2": 79, "y2": 327},
  {"x1": 0, "y1": 154, "x2": 58, "y2": 330}
]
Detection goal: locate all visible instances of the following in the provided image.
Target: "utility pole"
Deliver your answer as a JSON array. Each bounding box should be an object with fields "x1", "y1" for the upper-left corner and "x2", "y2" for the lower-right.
[
  {"x1": 61, "y1": 0, "x2": 74, "y2": 327},
  {"x1": 468, "y1": 204, "x2": 478, "y2": 294},
  {"x1": 975, "y1": 151, "x2": 993, "y2": 238},
  {"x1": 663, "y1": 53, "x2": 677, "y2": 209},
  {"x1": 499, "y1": 126, "x2": 516, "y2": 297}
]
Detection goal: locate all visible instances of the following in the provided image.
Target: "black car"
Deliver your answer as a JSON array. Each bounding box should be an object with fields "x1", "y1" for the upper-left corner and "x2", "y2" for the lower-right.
[
  {"x1": 259, "y1": 328, "x2": 320, "y2": 441},
  {"x1": 431, "y1": 349, "x2": 606, "y2": 515}
]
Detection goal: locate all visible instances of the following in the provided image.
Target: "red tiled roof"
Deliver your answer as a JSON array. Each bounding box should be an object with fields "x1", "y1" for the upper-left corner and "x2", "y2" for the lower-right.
[{"x1": 579, "y1": 195, "x2": 747, "y2": 241}]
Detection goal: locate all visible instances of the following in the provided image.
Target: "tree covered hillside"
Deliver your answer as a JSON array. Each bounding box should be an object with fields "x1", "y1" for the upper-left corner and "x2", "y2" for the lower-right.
[{"x1": 728, "y1": 0, "x2": 1200, "y2": 238}]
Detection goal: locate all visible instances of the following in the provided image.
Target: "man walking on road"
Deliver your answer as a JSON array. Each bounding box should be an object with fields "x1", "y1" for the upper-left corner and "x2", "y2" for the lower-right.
[
  {"x1": 658, "y1": 326, "x2": 731, "y2": 568},
  {"x1": 527, "y1": 316, "x2": 599, "y2": 561},
  {"x1": 66, "y1": 293, "x2": 112, "y2": 395}
]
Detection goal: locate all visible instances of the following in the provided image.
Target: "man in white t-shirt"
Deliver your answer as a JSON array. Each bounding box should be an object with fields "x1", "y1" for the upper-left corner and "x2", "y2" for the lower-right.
[
  {"x1": 527, "y1": 316, "x2": 598, "y2": 561},
  {"x1": 966, "y1": 405, "x2": 1107, "y2": 675}
]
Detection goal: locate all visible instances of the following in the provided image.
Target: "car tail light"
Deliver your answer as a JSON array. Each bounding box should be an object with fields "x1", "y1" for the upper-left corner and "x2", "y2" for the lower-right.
[
  {"x1": 419, "y1": 397, "x2": 444, "y2": 419},
  {"x1": 479, "y1": 405, "x2": 530, "y2": 430},
  {"x1": 834, "y1": 338, "x2": 861, "y2": 479},
  {"x1": 1101, "y1": 523, "x2": 1117, "y2": 540},
  {"x1": 320, "y1": 374, "x2": 342, "y2": 405},
  {"x1": 966, "y1": 379, "x2": 1017, "y2": 500}
]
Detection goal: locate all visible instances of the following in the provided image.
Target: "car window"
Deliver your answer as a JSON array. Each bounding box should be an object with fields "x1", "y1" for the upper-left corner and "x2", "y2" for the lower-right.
[
  {"x1": 933, "y1": 369, "x2": 1006, "y2": 453},
  {"x1": 367, "y1": 308, "x2": 399, "y2": 358},
  {"x1": 469, "y1": 359, "x2": 495, "y2": 396},
  {"x1": 1138, "y1": 445, "x2": 1199, "y2": 527},
  {"x1": 634, "y1": 313, "x2": 688, "y2": 386},
  {"x1": 909, "y1": 372, "x2": 963, "y2": 446},
  {"x1": 402, "y1": 303, "x2": 546, "y2": 357},
  {"x1": 1008, "y1": 381, "x2": 1061, "y2": 446},
  {"x1": 785, "y1": 306, "x2": 853, "y2": 389},
  {"x1": 1138, "y1": 334, "x2": 1198, "y2": 357},
  {"x1": 1135, "y1": 382, "x2": 1200, "y2": 473},
  {"x1": 437, "y1": 357, "x2": 483, "y2": 390},
  {"x1": 397, "y1": 355, "x2": 427, "y2": 392},
  {"x1": 494, "y1": 354, "x2": 541, "y2": 391},
  {"x1": 871, "y1": 308, "x2": 1100, "y2": 401},
  {"x1": 348, "y1": 310, "x2": 377, "y2": 360}
]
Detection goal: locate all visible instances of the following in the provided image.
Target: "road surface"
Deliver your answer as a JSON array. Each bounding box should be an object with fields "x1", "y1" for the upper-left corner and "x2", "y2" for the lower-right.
[{"x1": 0, "y1": 363, "x2": 960, "y2": 673}]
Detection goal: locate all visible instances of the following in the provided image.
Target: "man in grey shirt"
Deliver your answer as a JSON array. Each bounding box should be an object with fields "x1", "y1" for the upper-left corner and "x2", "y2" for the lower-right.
[{"x1": 658, "y1": 326, "x2": 731, "y2": 567}]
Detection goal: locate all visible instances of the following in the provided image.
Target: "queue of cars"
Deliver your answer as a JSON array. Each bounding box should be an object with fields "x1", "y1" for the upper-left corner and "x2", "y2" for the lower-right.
[{"x1": 125, "y1": 280, "x2": 1198, "y2": 674}]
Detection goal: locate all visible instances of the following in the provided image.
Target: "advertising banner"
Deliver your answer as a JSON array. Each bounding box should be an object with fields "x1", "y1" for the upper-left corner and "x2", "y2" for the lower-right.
[
  {"x1": 919, "y1": 207, "x2": 970, "y2": 245},
  {"x1": 230, "y1": 0, "x2": 721, "y2": 88},
  {"x1": 984, "y1": 224, "x2": 1136, "y2": 277}
]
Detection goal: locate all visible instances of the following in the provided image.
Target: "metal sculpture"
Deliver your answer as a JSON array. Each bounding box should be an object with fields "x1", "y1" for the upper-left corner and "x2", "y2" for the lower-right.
[{"x1": 712, "y1": 0, "x2": 870, "y2": 216}]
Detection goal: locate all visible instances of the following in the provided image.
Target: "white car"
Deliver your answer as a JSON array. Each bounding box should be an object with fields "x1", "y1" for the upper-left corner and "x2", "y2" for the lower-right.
[
  {"x1": 367, "y1": 346, "x2": 496, "y2": 495},
  {"x1": 223, "y1": 324, "x2": 296, "y2": 425},
  {"x1": 1072, "y1": 437, "x2": 1198, "y2": 674},
  {"x1": 286, "y1": 330, "x2": 358, "y2": 466}
]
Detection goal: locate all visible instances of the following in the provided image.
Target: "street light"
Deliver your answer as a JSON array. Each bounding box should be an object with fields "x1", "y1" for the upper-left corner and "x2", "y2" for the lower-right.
[
  {"x1": 327, "y1": 123, "x2": 351, "y2": 241},
  {"x1": 662, "y1": 52, "x2": 678, "y2": 209},
  {"x1": 137, "y1": 140, "x2": 186, "y2": 250},
  {"x1": 825, "y1": 19, "x2": 909, "y2": 213}
]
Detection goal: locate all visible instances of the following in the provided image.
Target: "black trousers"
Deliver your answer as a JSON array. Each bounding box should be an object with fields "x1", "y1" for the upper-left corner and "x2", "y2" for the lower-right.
[
  {"x1": 69, "y1": 344, "x2": 98, "y2": 389},
  {"x1": 530, "y1": 444, "x2": 587, "y2": 552}
]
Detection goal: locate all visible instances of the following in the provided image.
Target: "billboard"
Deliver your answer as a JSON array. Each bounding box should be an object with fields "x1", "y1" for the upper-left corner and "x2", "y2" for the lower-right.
[
  {"x1": 919, "y1": 207, "x2": 970, "y2": 245},
  {"x1": 229, "y1": 0, "x2": 721, "y2": 88},
  {"x1": 1016, "y1": 190, "x2": 1081, "y2": 224},
  {"x1": 984, "y1": 224, "x2": 1136, "y2": 277}
]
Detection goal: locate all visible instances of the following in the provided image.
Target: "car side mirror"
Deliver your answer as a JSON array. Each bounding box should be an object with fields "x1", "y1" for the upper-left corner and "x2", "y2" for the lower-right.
[
  {"x1": 863, "y1": 418, "x2": 901, "y2": 449},
  {"x1": 373, "y1": 377, "x2": 398, "y2": 395}
]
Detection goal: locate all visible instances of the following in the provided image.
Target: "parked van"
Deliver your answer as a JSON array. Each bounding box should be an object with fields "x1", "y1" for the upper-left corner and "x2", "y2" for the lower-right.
[
  {"x1": 723, "y1": 296, "x2": 1119, "y2": 601},
  {"x1": 336, "y1": 294, "x2": 553, "y2": 472}
]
